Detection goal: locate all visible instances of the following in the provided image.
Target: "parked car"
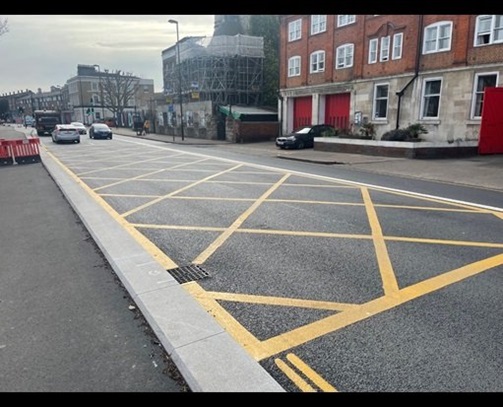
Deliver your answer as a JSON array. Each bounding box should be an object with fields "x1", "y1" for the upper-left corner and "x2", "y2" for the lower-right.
[
  {"x1": 275, "y1": 124, "x2": 336, "y2": 149},
  {"x1": 51, "y1": 124, "x2": 81, "y2": 144},
  {"x1": 71, "y1": 121, "x2": 87, "y2": 135},
  {"x1": 89, "y1": 123, "x2": 113, "y2": 140}
]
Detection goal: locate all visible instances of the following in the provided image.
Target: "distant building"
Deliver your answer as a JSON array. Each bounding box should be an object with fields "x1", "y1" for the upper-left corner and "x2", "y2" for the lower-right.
[{"x1": 66, "y1": 64, "x2": 154, "y2": 126}]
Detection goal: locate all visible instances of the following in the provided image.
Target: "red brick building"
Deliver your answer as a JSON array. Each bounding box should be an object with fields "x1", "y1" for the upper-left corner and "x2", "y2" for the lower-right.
[{"x1": 279, "y1": 15, "x2": 503, "y2": 142}]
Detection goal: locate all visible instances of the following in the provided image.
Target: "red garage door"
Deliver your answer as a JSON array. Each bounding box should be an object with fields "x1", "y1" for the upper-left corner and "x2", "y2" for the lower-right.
[
  {"x1": 293, "y1": 96, "x2": 312, "y2": 130},
  {"x1": 479, "y1": 87, "x2": 503, "y2": 154},
  {"x1": 325, "y1": 93, "x2": 350, "y2": 131}
]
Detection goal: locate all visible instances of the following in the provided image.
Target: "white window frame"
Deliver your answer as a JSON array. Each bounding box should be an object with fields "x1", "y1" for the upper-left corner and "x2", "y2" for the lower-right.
[
  {"x1": 336, "y1": 43, "x2": 354, "y2": 69},
  {"x1": 369, "y1": 38, "x2": 378, "y2": 64},
  {"x1": 392, "y1": 33, "x2": 403, "y2": 60},
  {"x1": 310, "y1": 50, "x2": 325, "y2": 73},
  {"x1": 471, "y1": 72, "x2": 499, "y2": 119},
  {"x1": 421, "y1": 77, "x2": 443, "y2": 119},
  {"x1": 311, "y1": 15, "x2": 327, "y2": 35},
  {"x1": 474, "y1": 15, "x2": 503, "y2": 46},
  {"x1": 288, "y1": 19, "x2": 302, "y2": 42},
  {"x1": 337, "y1": 15, "x2": 356, "y2": 27},
  {"x1": 380, "y1": 36, "x2": 390, "y2": 62},
  {"x1": 373, "y1": 83, "x2": 389, "y2": 120},
  {"x1": 288, "y1": 56, "x2": 301, "y2": 77},
  {"x1": 423, "y1": 21, "x2": 453, "y2": 54}
]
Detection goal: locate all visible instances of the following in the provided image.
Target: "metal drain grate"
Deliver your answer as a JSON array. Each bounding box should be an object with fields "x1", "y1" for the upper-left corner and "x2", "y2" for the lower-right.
[{"x1": 167, "y1": 264, "x2": 210, "y2": 284}]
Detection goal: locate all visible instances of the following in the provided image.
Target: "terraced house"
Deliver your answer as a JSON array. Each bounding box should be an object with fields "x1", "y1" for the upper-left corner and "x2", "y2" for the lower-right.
[{"x1": 278, "y1": 15, "x2": 503, "y2": 144}]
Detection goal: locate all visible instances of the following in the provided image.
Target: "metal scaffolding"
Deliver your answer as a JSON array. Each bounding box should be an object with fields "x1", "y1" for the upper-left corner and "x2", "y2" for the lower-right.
[{"x1": 163, "y1": 35, "x2": 264, "y2": 106}]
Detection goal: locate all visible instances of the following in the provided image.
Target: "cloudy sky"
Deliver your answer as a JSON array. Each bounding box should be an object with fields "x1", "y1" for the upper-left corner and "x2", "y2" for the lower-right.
[{"x1": 0, "y1": 15, "x2": 215, "y2": 95}]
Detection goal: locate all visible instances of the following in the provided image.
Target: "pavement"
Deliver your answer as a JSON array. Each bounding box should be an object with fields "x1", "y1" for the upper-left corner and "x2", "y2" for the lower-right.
[
  {"x1": 114, "y1": 127, "x2": 503, "y2": 192},
  {"x1": 2, "y1": 124, "x2": 502, "y2": 392}
]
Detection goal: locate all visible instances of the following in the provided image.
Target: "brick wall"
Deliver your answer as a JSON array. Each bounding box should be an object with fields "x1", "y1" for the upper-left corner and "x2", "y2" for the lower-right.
[{"x1": 233, "y1": 121, "x2": 279, "y2": 143}]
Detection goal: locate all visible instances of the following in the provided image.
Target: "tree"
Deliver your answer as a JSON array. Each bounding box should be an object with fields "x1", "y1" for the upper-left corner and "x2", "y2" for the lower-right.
[
  {"x1": 0, "y1": 98, "x2": 9, "y2": 119},
  {"x1": 100, "y1": 69, "x2": 140, "y2": 127},
  {"x1": 248, "y1": 15, "x2": 280, "y2": 108},
  {"x1": 0, "y1": 17, "x2": 8, "y2": 37}
]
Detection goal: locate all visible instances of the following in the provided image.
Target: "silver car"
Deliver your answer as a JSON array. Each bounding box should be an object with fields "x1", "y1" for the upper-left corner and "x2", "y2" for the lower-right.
[
  {"x1": 51, "y1": 124, "x2": 81, "y2": 144},
  {"x1": 71, "y1": 121, "x2": 87, "y2": 135}
]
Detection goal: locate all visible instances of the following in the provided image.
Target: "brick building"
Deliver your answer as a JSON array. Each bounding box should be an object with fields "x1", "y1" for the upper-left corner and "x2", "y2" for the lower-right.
[{"x1": 279, "y1": 15, "x2": 503, "y2": 143}]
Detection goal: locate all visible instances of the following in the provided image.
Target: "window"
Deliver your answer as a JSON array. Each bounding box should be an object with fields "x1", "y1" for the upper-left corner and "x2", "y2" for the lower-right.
[
  {"x1": 311, "y1": 15, "x2": 327, "y2": 35},
  {"x1": 423, "y1": 22, "x2": 452, "y2": 54},
  {"x1": 421, "y1": 78, "x2": 442, "y2": 119},
  {"x1": 392, "y1": 33, "x2": 403, "y2": 60},
  {"x1": 288, "y1": 56, "x2": 301, "y2": 77},
  {"x1": 336, "y1": 44, "x2": 354, "y2": 69},
  {"x1": 288, "y1": 19, "x2": 302, "y2": 42},
  {"x1": 310, "y1": 51, "x2": 325, "y2": 73},
  {"x1": 373, "y1": 83, "x2": 389, "y2": 120},
  {"x1": 471, "y1": 73, "x2": 498, "y2": 118},
  {"x1": 369, "y1": 39, "x2": 378, "y2": 64},
  {"x1": 337, "y1": 15, "x2": 356, "y2": 27},
  {"x1": 380, "y1": 36, "x2": 390, "y2": 61},
  {"x1": 474, "y1": 15, "x2": 503, "y2": 46}
]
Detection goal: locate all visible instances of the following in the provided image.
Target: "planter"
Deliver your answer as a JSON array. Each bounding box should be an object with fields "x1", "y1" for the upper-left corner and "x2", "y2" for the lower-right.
[{"x1": 314, "y1": 138, "x2": 479, "y2": 159}]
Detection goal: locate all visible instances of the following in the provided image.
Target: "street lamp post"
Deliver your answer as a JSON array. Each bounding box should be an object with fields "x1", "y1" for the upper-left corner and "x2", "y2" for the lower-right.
[
  {"x1": 93, "y1": 64, "x2": 105, "y2": 121},
  {"x1": 168, "y1": 19, "x2": 184, "y2": 141}
]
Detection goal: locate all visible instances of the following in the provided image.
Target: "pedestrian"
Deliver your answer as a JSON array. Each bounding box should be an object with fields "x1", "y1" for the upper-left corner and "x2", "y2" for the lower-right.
[{"x1": 143, "y1": 120, "x2": 150, "y2": 136}]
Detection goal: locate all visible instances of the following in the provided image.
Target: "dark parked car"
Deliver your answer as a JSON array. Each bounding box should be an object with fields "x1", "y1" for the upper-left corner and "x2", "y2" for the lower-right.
[
  {"x1": 275, "y1": 124, "x2": 336, "y2": 149},
  {"x1": 89, "y1": 123, "x2": 113, "y2": 140}
]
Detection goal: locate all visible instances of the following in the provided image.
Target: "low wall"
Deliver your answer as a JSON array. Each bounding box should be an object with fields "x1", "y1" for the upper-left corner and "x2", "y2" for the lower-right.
[
  {"x1": 234, "y1": 121, "x2": 279, "y2": 143},
  {"x1": 314, "y1": 138, "x2": 479, "y2": 159}
]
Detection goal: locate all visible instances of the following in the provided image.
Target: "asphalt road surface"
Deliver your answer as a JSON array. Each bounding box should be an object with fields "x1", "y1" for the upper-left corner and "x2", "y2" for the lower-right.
[{"x1": 0, "y1": 126, "x2": 189, "y2": 392}]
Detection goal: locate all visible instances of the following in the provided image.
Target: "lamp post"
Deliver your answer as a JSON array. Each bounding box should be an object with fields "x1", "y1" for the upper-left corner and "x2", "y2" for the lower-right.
[
  {"x1": 93, "y1": 64, "x2": 105, "y2": 121},
  {"x1": 168, "y1": 19, "x2": 184, "y2": 141}
]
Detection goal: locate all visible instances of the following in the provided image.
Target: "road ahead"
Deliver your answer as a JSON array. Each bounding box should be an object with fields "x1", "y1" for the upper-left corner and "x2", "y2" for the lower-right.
[{"x1": 32, "y1": 131, "x2": 503, "y2": 392}]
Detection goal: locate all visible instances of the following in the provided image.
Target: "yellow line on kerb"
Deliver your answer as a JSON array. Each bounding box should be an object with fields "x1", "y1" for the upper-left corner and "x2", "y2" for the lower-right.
[
  {"x1": 44, "y1": 149, "x2": 178, "y2": 270},
  {"x1": 361, "y1": 187, "x2": 399, "y2": 297}
]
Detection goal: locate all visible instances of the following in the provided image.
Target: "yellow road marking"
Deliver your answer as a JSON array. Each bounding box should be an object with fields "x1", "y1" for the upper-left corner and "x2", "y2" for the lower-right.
[
  {"x1": 202, "y1": 290, "x2": 358, "y2": 311},
  {"x1": 361, "y1": 187, "x2": 399, "y2": 297},
  {"x1": 274, "y1": 358, "x2": 317, "y2": 392},
  {"x1": 94, "y1": 157, "x2": 210, "y2": 192},
  {"x1": 285, "y1": 353, "x2": 337, "y2": 392},
  {"x1": 192, "y1": 173, "x2": 292, "y2": 264},
  {"x1": 121, "y1": 163, "x2": 245, "y2": 217},
  {"x1": 43, "y1": 149, "x2": 179, "y2": 270}
]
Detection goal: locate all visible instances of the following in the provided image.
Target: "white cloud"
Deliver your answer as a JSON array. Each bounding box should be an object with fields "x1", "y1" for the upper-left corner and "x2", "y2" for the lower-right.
[{"x1": 0, "y1": 15, "x2": 215, "y2": 94}]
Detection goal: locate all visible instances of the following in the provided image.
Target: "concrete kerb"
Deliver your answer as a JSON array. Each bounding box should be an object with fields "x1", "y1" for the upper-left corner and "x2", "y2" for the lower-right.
[{"x1": 38, "y1": 146, "x2": 285, "y2": 393}]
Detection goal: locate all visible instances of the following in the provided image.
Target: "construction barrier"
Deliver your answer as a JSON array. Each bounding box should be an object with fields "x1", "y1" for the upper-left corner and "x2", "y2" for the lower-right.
[
  {"x1": 0, "y1": 139, "x2": 14, "y2": 166},
  {"x1": 0, "y1": 136, "x2": 41, "y2": 166}
]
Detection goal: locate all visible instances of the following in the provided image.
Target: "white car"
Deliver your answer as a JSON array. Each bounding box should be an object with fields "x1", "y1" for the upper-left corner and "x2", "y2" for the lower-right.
[
  {"x1": 71, "y1": 121, "x2": 87, "y2": 135},
  {"x1": 52, "y1": 124, "x2": 81, "y2": 144}
]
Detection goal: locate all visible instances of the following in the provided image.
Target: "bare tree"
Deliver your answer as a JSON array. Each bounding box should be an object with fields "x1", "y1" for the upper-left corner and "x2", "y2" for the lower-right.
[
  {"x1": 0, "y1": 17, "x2": 9, "y2": 37},
  {"x1": 100, "y1": 69, "x2": 140, "y2": 127}
]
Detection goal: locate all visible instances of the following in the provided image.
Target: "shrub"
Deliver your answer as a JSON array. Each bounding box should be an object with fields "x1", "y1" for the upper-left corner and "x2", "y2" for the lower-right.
[
  {"x1": 381, "y1": 128, "x2": 410, "y2": 141},
  {"x1": 359, "y1": 122, "x2": 376, "y2": 139},
  {"x1": 381, "y1": 123, "x2": 428, "y2": 142},
  {"x1": 407, "y1": 123, "x2": 428, "y2": 139}
]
